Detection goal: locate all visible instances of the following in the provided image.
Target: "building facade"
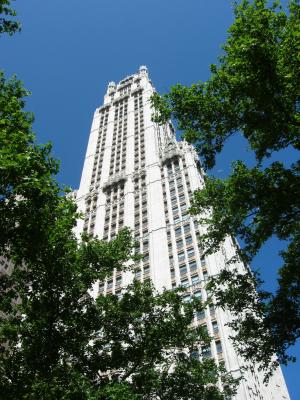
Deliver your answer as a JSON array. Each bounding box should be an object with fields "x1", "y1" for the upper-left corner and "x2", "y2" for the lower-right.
[{"x1": 74, "y1": 66, "x2": 290, "y2": 400}]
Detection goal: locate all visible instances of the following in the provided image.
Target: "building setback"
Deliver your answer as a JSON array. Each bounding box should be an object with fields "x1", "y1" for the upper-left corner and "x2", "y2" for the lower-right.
[{"x1": 74, "y1": 66, "x2": 290, "y2": 400}]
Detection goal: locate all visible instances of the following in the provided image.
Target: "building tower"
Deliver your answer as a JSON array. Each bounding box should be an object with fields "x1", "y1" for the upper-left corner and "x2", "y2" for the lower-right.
[{"x1": 74, "y1": 66, "x2": 290, "y2": 400}]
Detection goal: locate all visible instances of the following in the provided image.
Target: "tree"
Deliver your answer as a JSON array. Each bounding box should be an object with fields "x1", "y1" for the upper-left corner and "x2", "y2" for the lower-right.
[
  {"x1": 0, "y1": 0, "x2": 20, "y2": 35},
  {"x1": 0, "y1": 72, "x2": 62, "y2": 263},
  {"x1": 0, "y1": 73, "x2": 237, "y2": 398},
  {"x1": 0, "y1": 3, "x2": 237, "y2": 398},
  {"x1": 151, "y1": 0, "x2": 300, "y2": 374}
]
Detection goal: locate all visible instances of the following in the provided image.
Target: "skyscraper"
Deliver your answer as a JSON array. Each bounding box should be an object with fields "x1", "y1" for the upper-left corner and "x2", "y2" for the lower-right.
[{"x1": 74, "y1": 66, "x2": 290, "y2": 400}]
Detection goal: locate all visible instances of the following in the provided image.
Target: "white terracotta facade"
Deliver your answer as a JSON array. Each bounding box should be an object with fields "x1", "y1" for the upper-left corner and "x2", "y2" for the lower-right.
[{"x1": 74, "y1": 67, "x2": 290, "y2": 400}]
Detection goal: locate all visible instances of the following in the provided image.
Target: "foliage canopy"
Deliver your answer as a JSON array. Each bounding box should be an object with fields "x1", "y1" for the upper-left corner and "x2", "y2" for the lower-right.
[
  {"x1": 0, "y1": 0, "x2": 20, "y2": 35},
  {"x1": 0, "y1": 72, "x2": 237, "y2": 398},
  {"x1": 151, "y1": 0, "x2": 300, "y2": 372}
]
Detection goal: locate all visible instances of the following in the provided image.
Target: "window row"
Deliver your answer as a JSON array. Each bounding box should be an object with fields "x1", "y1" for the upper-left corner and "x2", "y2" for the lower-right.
[{"x1": 191, "y1": 340, "x2": 222, "y2": 361}]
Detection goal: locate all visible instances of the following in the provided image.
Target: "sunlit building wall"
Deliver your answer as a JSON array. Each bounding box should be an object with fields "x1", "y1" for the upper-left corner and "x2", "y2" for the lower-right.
[{"x1": 74, "y1": 66, "x2": 290, "y2": 400}]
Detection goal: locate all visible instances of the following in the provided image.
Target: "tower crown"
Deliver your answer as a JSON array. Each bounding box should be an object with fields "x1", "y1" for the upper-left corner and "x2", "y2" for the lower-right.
[
  {"x1": 139, "y1": 65, "x2": 148, "y2": 76},
  {"x1": 74, "y1": 70, "x2": 291, "y2": 400},
  {"x1": 107, "y1": 81, "x2": 116, "y2": 94}
]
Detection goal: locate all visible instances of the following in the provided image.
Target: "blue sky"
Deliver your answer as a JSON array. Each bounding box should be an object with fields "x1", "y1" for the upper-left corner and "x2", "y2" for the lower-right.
[{"x1": 1, "y1": 0, "x2": 299, "y2": 398}]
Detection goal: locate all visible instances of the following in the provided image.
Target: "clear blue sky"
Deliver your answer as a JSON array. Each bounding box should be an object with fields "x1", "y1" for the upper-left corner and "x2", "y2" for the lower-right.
[{"x1": 1, "y1": 0, "x2": 299, "y2": 398}]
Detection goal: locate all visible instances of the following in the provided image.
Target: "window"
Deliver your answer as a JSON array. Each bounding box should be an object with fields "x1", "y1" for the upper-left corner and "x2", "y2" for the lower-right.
[
  {"x1": 189, "y1": 261, "x2": 197, "y2": 271},
  {"x1": 182, "y1": 214, "x2": 189, "y2": 221},
  {"x1": 203, "y1": 271, "x2": 208, "y2": 281},
  {"x1": 179, "y1": 264, "x2": 187, "y2": 275},
  {"x1": 212, "y1": 321, "x2": 219, "y2": 334},
  {"x1": 185, "y1": 235, "x2": 193, "y2": 245},
  {"x1": 99, "y1": 284, "x2": 104, "y2": 293},
  {"x1": 182, "y1": 295, "x2": 191, "y2": 303},
  {"x1": 107, "y1": 280, "x2": 113, "y2": 289},
  {"x1": 209, "y1": 305, "x2": 216, "y2": 316},
  {"x1": 174, "y1": 216, "x2": 180, "y2": 224},
  {"x1": 175, "y1": 227, "x2": 181, "y2": 237},
  {"x1": 181, "y1": 203, "x2": 187, "y2": 212},
  {"x1": 176, "y1": 239, "x2": 184, "y2": 249},
  {"x1": 135, "y1": 269, "x2": 141, "y2": 279},
  {"x1": 172, "y1": 206, "x2": 179, "y2": 215},
  {"x1": 216, "y1": 340, "x2": 222, "y2": 354},
  {"x1": 191, "y1": 274, "x2": 200, "y2": 285},
  {"x1": 178, "y1": 252, "x2": 185, "y2": 262},
  {"x1": 116, "y1": 276, "x2": 122, "y2": 286},
  {"x1": 196, "y1": 310, "x2": 205, "y2": 320},
  {"x1": 187, "y1": 247, "x2": 195, "y2": 258},
  {"x1": 144, "y1": 265, "x2": 150, "y2": 275},
  {"x1": 194, "y1": 290, "x2": 202, "y2": 299},
  {"x1": 202, "y1": 345, "x2": 212, "y2": 358},
  {"x1": 181, "y1": 278, "x2": 189, "y2": 287},
  {"x1": 179, "y1": 194, "x2": 185, "y2": 202},
  {"x1": 183, "y1": 224, "x2": 190, "y2": 233}
]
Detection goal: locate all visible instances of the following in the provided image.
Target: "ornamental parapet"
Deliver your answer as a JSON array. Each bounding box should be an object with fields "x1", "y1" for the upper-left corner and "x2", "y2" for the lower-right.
[
  {"x1": 118, "y1": 82, "x2": 133, "y2": 91},
  {"x1": 102, "y1": 172, "x2": 127, "y2": 191},
  {"x1": 98, "y1": 104, "x2": 110, "y2": 113},
  {"x1": 113, "y1": 93, "x2": 129, "y2": 104},
  {"x1": 160, "y1": 148, "x2": 183, "y2": 165},
  {"x1": 66, "y1": 190, "x2": 77, "y2": 201},
  {"x1": 85, "y1": 188, "x2": 99, "y2": 203},
  {"x1": 131, "y1": 87, "x2": 143, "y2": 96},
  {"x1": 132, "y1": 168, "x2": 146, "y2": 181}
]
